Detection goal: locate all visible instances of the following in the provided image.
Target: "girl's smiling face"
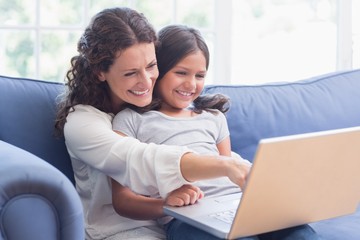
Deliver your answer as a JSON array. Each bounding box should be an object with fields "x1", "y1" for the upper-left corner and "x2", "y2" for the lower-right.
[{"x1": 156, "y1": 50, "x2": 207, "y2": 114}]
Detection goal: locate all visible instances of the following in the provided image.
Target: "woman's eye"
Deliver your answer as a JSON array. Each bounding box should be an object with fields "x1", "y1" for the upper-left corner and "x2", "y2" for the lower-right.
[
  {"x1": 124, "y1": 72, "x2": 135, "y2": 77},
  {"x1": 147, "y1": 63, "x2": 157, "y2": 69}
]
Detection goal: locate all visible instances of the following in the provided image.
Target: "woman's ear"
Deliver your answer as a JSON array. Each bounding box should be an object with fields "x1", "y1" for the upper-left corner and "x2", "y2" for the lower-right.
[{"x1": 98, "y1": 72, "x2": 106, "y2": 82}]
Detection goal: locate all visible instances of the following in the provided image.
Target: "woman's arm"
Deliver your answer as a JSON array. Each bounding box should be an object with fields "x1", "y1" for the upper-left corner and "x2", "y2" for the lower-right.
[
  {"x1": 180, "y1": 153, "x2": 251, "y2": 190},
  {"x1": 65, "y1": 105, "x2": 191, "y2": 197},
  {"x1": 65, "y1": 105, "x2": 250, "y2": 198},
  {"x1": 111, "y1": 179, "x2": 203, "y2": 220}
]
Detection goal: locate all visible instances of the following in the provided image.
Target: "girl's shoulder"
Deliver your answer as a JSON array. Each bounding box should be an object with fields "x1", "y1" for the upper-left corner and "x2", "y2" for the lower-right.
[
  {"x1": 201, "y1": 108, "x2": 223, "y2": 117},
  {"x1": 201, "y1": 109, "x2": 228, "y2": 123}
]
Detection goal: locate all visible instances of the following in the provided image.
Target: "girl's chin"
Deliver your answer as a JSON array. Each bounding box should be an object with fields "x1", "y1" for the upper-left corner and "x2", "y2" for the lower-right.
[{"x1": 172, "y1": 103, "x2": 191, "y2": 109}]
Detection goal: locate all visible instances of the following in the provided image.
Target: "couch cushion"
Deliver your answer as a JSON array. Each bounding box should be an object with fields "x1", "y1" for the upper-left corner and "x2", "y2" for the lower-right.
[
  {"x1": 0, "y1": 75, "x2": 73, "y2": 183},
  {"x1": 203, "y1": 69, "x2": 360, "y2": 161},
  {"x1": 310, "y1": 205, "x2": 360, "y2": 240}
]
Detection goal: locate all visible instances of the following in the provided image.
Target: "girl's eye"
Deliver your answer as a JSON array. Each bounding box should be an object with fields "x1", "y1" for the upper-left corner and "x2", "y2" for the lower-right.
[
  {"x1": 175, "y1": 71, "x2": 186, "y2": 76},
  {"x1": 196, "y1": 74, "x2": 206, "y2": 79}
]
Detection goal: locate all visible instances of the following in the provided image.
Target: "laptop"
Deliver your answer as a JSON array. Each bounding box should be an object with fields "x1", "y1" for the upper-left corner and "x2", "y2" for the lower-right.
[{"x1": 163, "y1": 126, "x2": 360, "y2": 239}]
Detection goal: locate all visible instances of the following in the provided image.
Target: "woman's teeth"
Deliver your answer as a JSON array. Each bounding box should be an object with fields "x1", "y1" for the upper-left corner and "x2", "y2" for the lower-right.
[{"x1": 130, "y1": 89, "x2": 149, "y2": 95}]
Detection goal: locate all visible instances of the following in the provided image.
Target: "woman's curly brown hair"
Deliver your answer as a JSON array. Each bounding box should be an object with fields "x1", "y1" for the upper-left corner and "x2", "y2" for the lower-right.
[{"x1": 54, "y1": 7, "x2": 157, "y2": 136}]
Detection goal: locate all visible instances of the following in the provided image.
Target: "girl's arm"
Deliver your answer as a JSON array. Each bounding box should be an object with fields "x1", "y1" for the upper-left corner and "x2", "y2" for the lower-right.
[
  {"x1": 216, "y1": 137, "x2": 251, "y2": 191},
  {"x1": 111, "y1": 179, "x2": 203, "y2": 220},
  {"x1": 216, "y1": 136, "x2": 232, "y2": 157}
]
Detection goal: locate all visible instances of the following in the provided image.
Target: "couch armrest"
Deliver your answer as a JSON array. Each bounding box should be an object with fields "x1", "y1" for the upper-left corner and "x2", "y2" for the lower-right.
[{"x1": 0, "y1": 141, "x2": 84, "y2": 240}]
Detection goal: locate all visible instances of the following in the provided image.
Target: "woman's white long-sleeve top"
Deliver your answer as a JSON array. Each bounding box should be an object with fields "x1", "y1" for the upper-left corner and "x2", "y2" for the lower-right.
[{"x1": 64, "y1": 104, "x2": 190, "y2": 239}]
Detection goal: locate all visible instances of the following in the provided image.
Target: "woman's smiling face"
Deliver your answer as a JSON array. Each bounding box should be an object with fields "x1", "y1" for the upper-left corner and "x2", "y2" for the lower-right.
[{"x1": 98, "y1": 42, "x2": 159, "y2": 111}]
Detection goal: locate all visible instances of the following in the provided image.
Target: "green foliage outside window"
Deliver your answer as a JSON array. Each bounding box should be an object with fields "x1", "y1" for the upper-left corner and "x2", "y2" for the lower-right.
[{"x1": 0, "y1": 0, "x2": 213, "y2": 82}]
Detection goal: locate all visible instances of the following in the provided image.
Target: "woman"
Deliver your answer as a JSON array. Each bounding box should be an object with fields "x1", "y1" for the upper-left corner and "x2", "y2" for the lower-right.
[{"x1": 55, "y1": 7, "x2": 251, "y2": 240}]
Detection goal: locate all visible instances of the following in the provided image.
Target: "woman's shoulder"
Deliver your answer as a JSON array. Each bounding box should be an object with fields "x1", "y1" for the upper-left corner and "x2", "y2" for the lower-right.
[
  {"x1": 64, "y1": 104, "x2": 116, "y2": 142},
  {"x1": 67, "y1": 104, "x2": 113, "y2": 123},
  {"x1": 72, "y1": 104, "x2": 104, "y2": 113}
]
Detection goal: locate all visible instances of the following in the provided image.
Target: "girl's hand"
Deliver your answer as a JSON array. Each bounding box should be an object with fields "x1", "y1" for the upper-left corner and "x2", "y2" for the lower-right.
[{"x1": 165, "y1": 184, "x2": 204, "y2": 207}]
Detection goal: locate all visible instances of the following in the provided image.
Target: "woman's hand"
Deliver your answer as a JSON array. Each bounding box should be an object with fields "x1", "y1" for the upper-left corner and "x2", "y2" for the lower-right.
[
  {"x1": 180, "y1": 152, "x2": 252, "y2": 191},
  {"x1": 165, "y1": 184, "x2": 204, "y2": 207},
  {"x1": 223, "y1": 156, "x2": 252, "y2": 190}
]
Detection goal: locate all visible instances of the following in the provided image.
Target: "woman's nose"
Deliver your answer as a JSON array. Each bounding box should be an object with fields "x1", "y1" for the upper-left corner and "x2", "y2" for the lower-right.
[{"x1": 139, "y1": 71, "x2": 154, "y2": 86}]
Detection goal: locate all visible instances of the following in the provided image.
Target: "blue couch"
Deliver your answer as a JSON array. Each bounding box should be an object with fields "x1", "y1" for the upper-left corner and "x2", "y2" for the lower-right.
[
  {"x1": 1, "y1": 69, "x2": 359, "y2": 239},
  {"x1": 0, "y1": 77, "x2": 84, "y2": 239}
]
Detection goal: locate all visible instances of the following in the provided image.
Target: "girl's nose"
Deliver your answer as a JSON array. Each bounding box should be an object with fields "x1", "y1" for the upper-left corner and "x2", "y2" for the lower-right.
[{"x1": 184, "y1": 75, "x2": 197, "y2": 89}]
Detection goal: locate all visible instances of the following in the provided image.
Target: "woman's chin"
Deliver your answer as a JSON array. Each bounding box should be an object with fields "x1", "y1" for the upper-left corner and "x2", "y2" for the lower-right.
[{"x1": 133, "y1": 99, "x2": 152, "y2": 107}]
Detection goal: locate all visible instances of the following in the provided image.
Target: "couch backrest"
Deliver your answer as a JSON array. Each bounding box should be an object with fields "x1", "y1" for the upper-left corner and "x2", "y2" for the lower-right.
[
  {"x1": 0, "y1": 75, "x2": 74, "y2": 183},
  {"x1": 203, "y1": 69, "x2": 360, "y2": 162},
  {"x1": 2, "y1": 70, "x2": 360, "y2": 178}
]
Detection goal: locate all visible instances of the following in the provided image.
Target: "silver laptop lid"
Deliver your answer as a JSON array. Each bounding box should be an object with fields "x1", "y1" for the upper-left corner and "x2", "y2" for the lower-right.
[{"x1": 229, "y1": 126, "x2": 360, "y2": 238}]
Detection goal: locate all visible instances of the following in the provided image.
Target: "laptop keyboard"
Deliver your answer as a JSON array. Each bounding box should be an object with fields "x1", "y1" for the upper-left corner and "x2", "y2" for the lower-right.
[{"x1": 209, "y1": 209, "x2": 236, "y2": 224}]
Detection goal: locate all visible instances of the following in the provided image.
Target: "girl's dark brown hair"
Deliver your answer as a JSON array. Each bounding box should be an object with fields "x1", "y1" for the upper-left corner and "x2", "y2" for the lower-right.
[{"x1": 54, "y1": 7, "x2": 157, "y2": 136}]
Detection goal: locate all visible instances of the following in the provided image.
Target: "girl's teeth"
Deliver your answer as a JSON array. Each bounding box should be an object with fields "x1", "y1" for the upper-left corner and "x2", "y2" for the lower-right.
[{"x1": 177, "y1": 90, "x2": 192, "y2": 96}]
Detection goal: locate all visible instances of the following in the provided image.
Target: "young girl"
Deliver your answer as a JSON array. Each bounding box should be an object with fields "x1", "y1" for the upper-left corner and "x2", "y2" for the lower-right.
[{"x1": 112, "y1": 25, "x2": 318, "y2": 240}]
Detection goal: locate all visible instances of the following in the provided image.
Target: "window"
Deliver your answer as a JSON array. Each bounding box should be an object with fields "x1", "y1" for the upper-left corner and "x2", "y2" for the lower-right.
[
  {"x1": 0, "y1": 0, "x2": 358, "y2": 84},
  {"x1": 230, "y1": 0, "x2": 340, "y2": 84}
]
